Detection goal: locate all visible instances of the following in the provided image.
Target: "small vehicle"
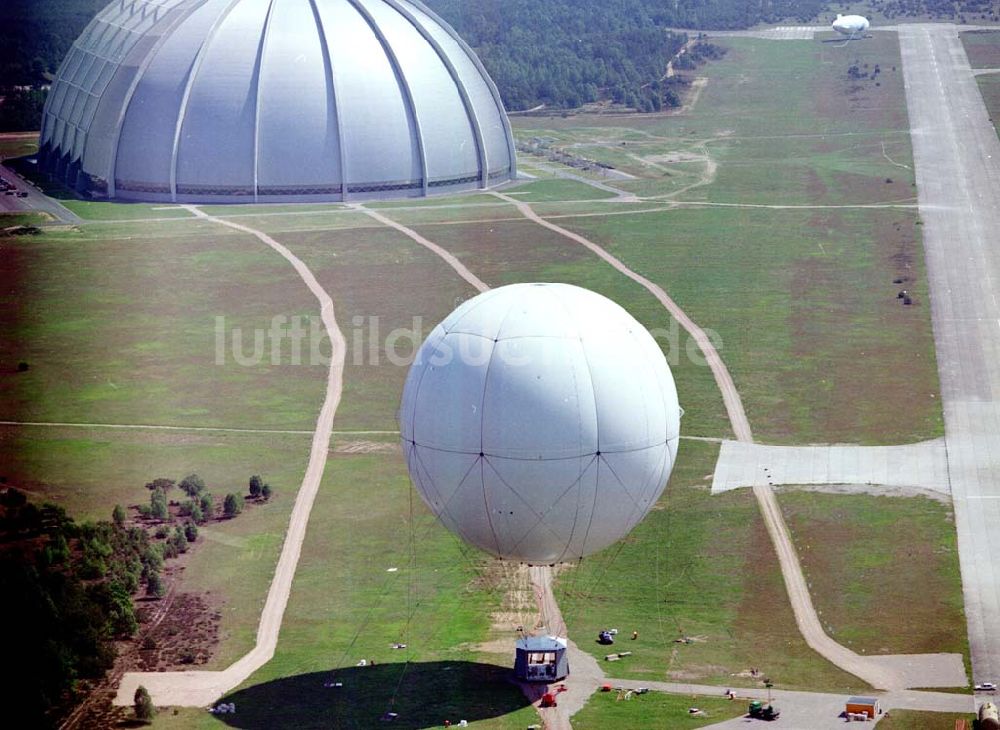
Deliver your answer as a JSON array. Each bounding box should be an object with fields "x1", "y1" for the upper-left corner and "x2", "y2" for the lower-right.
[
  {"x1": 748, "y1": 700, "x2": 780, "y2": 721},
  {"x1": 976, "y1": 681, "x2": 997, "y2": 691},
  {"x1": 16, "y1": 191, "x2": 27, "y2": 198}
]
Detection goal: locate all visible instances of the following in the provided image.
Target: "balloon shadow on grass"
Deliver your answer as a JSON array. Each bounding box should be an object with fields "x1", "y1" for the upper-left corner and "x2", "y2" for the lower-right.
[{"x1": 209, "y1": 660, "x2": 533, "y2": 729}]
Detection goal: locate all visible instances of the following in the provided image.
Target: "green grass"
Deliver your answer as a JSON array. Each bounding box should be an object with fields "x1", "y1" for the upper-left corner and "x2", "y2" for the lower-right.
[
  {"x1": 779, "y1": 491, "x2": 968, "y2": 661},
  {"x1": 502, "y1": 178, "x2": 618, "y2": 202},
  {"x1": 277, "y1": 225, "x2": 478, "y2": 431},
  {"x1": 0, "y1": 425, "x2": 309, "y2": 666},
  {"x1": 407, "y1": 217, "x2": 730, "y2": 438},
  {"x1": 0, "y1": 133, "x2": 39, "y2": 160},
  {"x1": 877, "y1": 709, "x2": 977, "y2": 729},
  {"x1": 555, "y1": 440, "x2": 869, "y2": 694},
  {"x1": 961, "y1": 29, "x2": 1000, "y2": 69},
  {"x1": 503, "y1": 32, "x2": 941, "y2": 445},
  {"x1": 154, "y1": 447, "x2": 541, "y2": 729},
  {"x1": 0, "y1": 228, "x2": 325, "y2": 430},
  {"x1": 60, "y1": 199, "x2": 196, "y2": 221},
  {"x1": 513, "y1": 34, "x2": 915, "y2": 204},
  {"x1": 553, "y1": 206, "x2": 940, "y2": 445},
  {"x1": 0, "y1": 212, "x2": 51, "y2": 228},
  {"x1": 573, "y1": 689, "x2": 746, "y2": 729},
  {"x1": 977, "y1": 72, "x2": 1000, "y2": 140}
]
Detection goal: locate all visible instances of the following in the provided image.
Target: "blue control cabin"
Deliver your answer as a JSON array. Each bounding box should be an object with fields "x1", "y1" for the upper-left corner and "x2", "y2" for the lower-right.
[{"x1": 514, "y1": 635, "x2": 569, "y2": 682}]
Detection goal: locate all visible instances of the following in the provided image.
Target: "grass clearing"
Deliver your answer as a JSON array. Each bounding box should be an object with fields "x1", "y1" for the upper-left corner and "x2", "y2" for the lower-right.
[
  {"x1": 553, "y1": 206, "x2": 940, "y2": 445},
  {"x1": 0, "y1": 424, "x2": 309, "y2": 666},
  {"x1": 502, "y1": 178, "x2": 618, "y2": 202},
  {"x1": 573, "y1": 689, "x2": 746, "y2": 729},
  {"x1": 779, "y1": 491, "x2": 968, "y2": 660},
  {"x1": 278, "y1": 225, "x2": 478, "y2": 431},
  {"x1": 504, "y1": 32, "x2": 940, "y2": 445},
  {"x1": 555, "y1": 440, "x2": 869, "y2": 694},
  {"x1": 154, "y1": 447, "x2": 540, "y2": 729},
  {"x1": 408, "y1": 218, "x2": 731, "y2": 438},
  {"x1": 877, "y1": 709, "x2": 977, "y2": 729},
  {"x1": 961, "y1": 29, "x2": 1000, "y2": 69},
  {"x1": 0, "y1": 227, "x2": 325, "y2": 430},
  {"x1": 977, "y1": 72, "x2": 1000, "y2": 139}
]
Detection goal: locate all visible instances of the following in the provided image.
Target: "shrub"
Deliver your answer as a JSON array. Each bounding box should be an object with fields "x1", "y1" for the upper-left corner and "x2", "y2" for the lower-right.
[
  {"x1": 223, "y1": 493, "x2": 243, "y2": 518},
  {"x1": 134, "y1": 686, "x2": 155, "y2": 721}
]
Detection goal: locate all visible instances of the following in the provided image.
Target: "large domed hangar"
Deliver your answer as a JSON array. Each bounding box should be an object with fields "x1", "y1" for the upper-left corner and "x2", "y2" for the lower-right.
[{"x1": 38, "y1": 0, "x2": 516, "y2": 203}]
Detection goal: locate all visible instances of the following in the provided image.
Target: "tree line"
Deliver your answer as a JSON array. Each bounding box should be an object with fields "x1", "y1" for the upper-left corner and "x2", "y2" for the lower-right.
[
  {"x1": 0, "y1": 0, "x2": 834, "y2": 130},
  {"x1": 424, "y1": 0, "x2": 828, "y2": 110},
  {"x1": 0, "y1": 472, "x2": 275, "y2": 727}
]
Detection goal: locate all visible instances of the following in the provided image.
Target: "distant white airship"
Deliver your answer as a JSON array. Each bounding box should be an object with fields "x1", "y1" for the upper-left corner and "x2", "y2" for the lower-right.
[{"x1": 832, "y1": 14, "x2": 870, "y2": 40}]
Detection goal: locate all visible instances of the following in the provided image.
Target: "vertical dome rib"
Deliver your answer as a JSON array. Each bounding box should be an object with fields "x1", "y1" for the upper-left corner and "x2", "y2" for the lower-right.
[
  {"x1": 251, "y1": 0, "x2": 277, "y2": 201},
  {"x1": 169, "y1": 0, "x2": 243, "y2": 201},
  {"x1": 106, "y1": 0, "x2": 207, "y2": 197},
  {"x1": 307, "y1": 0, "x2": 346, "y2": 197},
  {"x1": 346, "y1": 0, "x2": 428, "y2": 195},
  {"x1": 382, "y1": 0, "x2": 487, "y2": 187},
  {"x1": 407, "y1": 0, "x2": 516, "y2": 177}
]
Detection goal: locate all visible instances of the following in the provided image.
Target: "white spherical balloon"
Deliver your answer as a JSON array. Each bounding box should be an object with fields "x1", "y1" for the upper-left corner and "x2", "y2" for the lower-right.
[{"x1": 400, "y1": 283, "x2": 681, "y2": 564}]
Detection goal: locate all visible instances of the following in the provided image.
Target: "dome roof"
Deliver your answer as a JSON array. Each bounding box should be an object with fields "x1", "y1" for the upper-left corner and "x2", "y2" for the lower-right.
[
  {"x1": 400, "y1": 283, "x2": 681, "y2": 564},
  {"x1": 39, "y1": 0, "x2": 516, "y2": 203}
]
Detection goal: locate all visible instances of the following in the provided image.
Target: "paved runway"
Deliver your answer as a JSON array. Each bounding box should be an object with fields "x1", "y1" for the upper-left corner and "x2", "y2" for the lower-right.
[
  {"x1": 899, "y1": 24, "x2": 1000, "y2": 686},
  {"x1": 712, "y1": 439, "x2": 950, "y2": 495}
]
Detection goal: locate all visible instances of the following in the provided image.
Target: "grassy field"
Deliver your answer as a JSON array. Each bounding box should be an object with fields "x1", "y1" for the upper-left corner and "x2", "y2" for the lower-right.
[
  {"x1": 1, "y1": 28, "x2": 967, "y2": 729},
  {"x1": 877, "y1": 709, "x2": 977, "y2": 729},
  {"x1": 276, "y1": 225, "x2": 478, "y2": 431},
  {"x1": 153, "y1": 444, "x2": 540, "y2": 729},
  {"x1": 503, "y1": 32, "x2": 941, "y2": 445},
  {"x1": 0, "y1": 226, "x2": 327, "y2": 430},
  {"x1": 406, "y1": 217, "x2": 731, "y2": 438},
  {"x1": 977, "y1": 72, "x2": 1000, "y2": 139},
  {"x1": 554, "y1": 440, "x2": 869, "y2": 694},
  {"x1": 961, "y1": 29, "x2": 1000, "y2": 69},
  {"x1": 502, "y1": 178, "x2": 618, "y2": 202},
  {"x1": 552, "y1": 206, "x2": 939, "y2": 445},
  {"x1": 779, "y1": 492, "x2": 968, "y2": 660},
  {"x1": 573, "y1": 689, "x2": 746, "y2": 729}
]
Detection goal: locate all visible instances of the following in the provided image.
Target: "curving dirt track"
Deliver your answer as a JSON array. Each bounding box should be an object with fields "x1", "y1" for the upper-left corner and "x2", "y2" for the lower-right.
[
  {"x1": 114, "y1": 206, "x2": 347, "y2": 707},
  {"x1": 488, "y1": 192, "x2": 934, "y2": 691}
]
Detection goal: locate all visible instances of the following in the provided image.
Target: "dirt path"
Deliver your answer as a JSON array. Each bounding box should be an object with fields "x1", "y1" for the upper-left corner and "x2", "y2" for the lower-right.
[
  {"x1": 356, "y1": 205, "x2": 490, "y2": 293},
  {"x1": 113, "y1": 206, "x2": 347, "y2": 707},
  {"x1": 492, "y1": 191, "x2": 752, "y2": 442},
  {"x1": 489, "y1": 193, "x2": 937, "y2": 691},
  {"x1": 524, "y1": 567, "x2": 606, "y2": 730}
]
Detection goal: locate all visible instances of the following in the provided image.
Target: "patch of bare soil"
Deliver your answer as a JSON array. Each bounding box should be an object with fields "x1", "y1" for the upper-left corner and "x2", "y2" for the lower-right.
[{"x1": 134, "y1": 591, "x2": 221, "y2": 670}]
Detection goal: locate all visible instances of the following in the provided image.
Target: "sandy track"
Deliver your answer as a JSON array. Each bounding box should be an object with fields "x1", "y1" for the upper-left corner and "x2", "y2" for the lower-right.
[
  {"x1": 492, "y1": 191, "x2": 752, "y2": 443},
  {"x1": 114, "y1": 206, "x2": 347, "y2": 707},
  {"x1": 356, "y1": 205, "x2": 489, "y2": 293},
  {"x1": 366, "y1": 195, "x2": 916, "y2": 695},
  {"x1": 489, "y1": 193, "x2": 947, "y2": 691}
]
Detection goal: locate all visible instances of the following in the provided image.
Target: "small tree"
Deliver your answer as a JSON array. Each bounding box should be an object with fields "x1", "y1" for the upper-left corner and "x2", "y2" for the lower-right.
[
  {"x1": 249, "y1": 475, "x2": 263, "y2": 499},
  {"x1": 134, "y1": 686, "x2": 155, "y2": 722},
  {"x1": 150, "y1": 487, "x2": 168, "y2": 521},
  {"x1": 112, "y1": 503, "x2": 126, "y2": 527},
  {"x1": 144, "y1": 477, "x2": 175, "y2": 493},
  {"x1": 184, "y1": 522, "x2": 198, "y2": 542},
  {"x1": 190, "y1": 501, "x2": 204, "y2": 524},
  {"x1": 223, "y1": 493, "x2": 243, "y2": 518},
  {"x1": 261, "y1": 483, "x2": 272, "y2": 501},
  {"x1": 179, "y1": 474, "x2": 205, "y2": 498},
  {"x1": 200, "y1": 493, "x2": 214, "y2": 521},
  {"x1": 172, "y1": 526, "x2": 188, "y2": 554},
  {"x1": 146, "y1": 572, "x2": 165, "y2": 599}
]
